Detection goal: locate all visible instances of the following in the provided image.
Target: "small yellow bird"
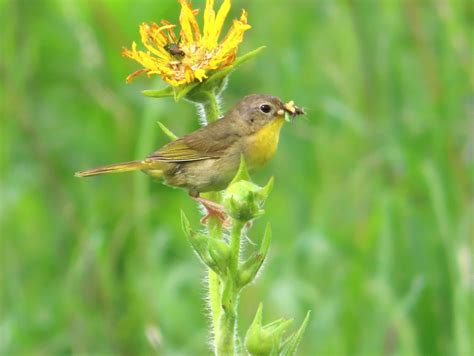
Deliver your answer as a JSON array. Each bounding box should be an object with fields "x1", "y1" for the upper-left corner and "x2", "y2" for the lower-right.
[{"x1": 75, "y1": 94, "x2": 303, "y2": 218}]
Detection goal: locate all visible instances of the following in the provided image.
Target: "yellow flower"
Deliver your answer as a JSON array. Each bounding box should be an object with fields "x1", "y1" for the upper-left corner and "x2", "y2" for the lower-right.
[{"x1": 122, "y1": 0, "x2": 251, "y2": 87}]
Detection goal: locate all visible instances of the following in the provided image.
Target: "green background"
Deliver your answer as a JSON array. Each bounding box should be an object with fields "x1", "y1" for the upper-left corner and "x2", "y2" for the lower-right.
[{"x1": 1, "y1": 0, "x2": 473, "y2": 355}]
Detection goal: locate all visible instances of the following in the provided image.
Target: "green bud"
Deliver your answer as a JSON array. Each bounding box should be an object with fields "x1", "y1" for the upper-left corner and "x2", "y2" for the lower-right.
[
  {"x1": 245, "y1": 304, "x2": 293, "y2": 356},
  {"x1": 207, "y1": 238, "x2": 230, "y2": 274},
  {"x1": 181, "y1": 211, "x2": 219, "y2": 272},
  {"x1": 224, "y1": 182, "x2": 264, "y2": 222},
  {"x1": 190, "y1": 233, "x2": 219, "y2": 272},
  {"x1": 237, "y1": 224, "x2": 270, "y2": 287},
  {"x1": 237, "y1": 252, "x2": 264, "y2": 288},
  {"x1": 223, "y1": 157, "x2": 273, "y2": 222}
]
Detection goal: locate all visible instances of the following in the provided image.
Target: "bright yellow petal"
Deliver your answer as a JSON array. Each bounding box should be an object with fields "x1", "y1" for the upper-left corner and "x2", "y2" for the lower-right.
[
  {"x1": 194, "y1": 68, "x2": 208, "y2": 81},
  {"x1": 139, "y1": 23, "x2": 170, "y2": 60},
  {"x1": 124, "y1": 0, "x2": 250, "y2": 87},
  {"x1": 203, "y1": 0, "x2": 215, "y2": 47},
  {"x1": 210, "y1": 0, "x2": 230, "y2": 47},
  {"x1": 218, "y1": 13, "x2": 251, "y2": 56},
  {"x1": 184, "y1": 66, "x2": 195, "y2": 83},
  {"x1": 151, "y1": 23, "x2": 175, "y2": 47},
  {"x1": 161, "y1": 20, "x2": 179, "y2": 43},
  {"x1": 178, "y1": 0, "x2": 195, "y2": 45},
  {"x1": 180, "y1": 2, "x2": 201, "y2": 44}
]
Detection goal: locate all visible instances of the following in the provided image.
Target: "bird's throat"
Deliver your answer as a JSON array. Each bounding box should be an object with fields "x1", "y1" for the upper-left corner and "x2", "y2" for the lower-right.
[{"x1": 245, "y1": 117, "x2": 285, "y2": 169}]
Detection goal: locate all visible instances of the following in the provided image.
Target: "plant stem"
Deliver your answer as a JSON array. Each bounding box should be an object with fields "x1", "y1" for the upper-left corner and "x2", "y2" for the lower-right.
[
  {"x1": 198, "y1": 90, "x2": 225, "y2": 353},
  {"x1": 216, "y1": 301, "x2": 237, "y2": 355},
  {"x1": 208, "y1": 218, "x2": 223, "y2": 339},
  {"x1": 215, "y1": 220, "x2": 244, "y2": 355},
  {"x1": 202, "y1": 90, "x2": 221, "y2": 123},
  {"x1": 229, "y1": 220, "x2": 244, "y2": 277}
]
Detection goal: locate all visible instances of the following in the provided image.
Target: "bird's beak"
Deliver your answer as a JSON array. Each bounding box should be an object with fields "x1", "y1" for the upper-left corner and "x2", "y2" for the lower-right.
[{"x1": 279, "y1": 101, "x2": 305, "y2": 122}]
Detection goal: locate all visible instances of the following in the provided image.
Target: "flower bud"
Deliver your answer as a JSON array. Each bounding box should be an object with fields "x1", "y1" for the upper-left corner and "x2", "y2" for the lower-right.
[
  {"x1": 223, "y1": 157, "x2": 273, "y2": 222},
  {"x1": 245, "y1": 304, "x2": 293, "y2": 355},
  {"x1": 181, "y1": 211, "x2": 219, "y2": 272},
  {"x1": 223, "y1": 181, "x2": 264, "y2": 222},
  {"x1": 237, "y1": 224, "x2": 272, "y2": 288},
  {"x1": 207, "y1": 238, "x2": 230, "y2": 273},
  {"x1": 237, "y1": 252, "x2": 264, "y2": 288}
]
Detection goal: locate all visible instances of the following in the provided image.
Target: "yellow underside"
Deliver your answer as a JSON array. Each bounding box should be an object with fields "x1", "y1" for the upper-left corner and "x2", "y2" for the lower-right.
[{"x1": 246, "y1": 116, "x2": 285, "y2": 169}]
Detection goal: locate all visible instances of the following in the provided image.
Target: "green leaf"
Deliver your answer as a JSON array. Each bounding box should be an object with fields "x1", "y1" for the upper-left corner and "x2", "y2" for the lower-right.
[
  {"x1": 230, "y1": 155, "x2": 251, "y2": 185},
  {"x1": 249, "y1": 303, "x2": 264, "y2": 330},
  {"x1": 142, "y1": 86, "x2": 174, "y2": 98},
  {"x1": 260, "y1": 223, "x2": 272, "y2": 256},
  {"x1": 280, "y1": 311, "x2": 311, "y2": 356},
  {"x1": 232, "y1": 46, "x2": 266, "y2": 68},
  {"x1": 260, "y1": 177, "x2": 274, "y2": 201},
  {"x1": 174, "y1": 81, "x2": 199, "y2": 101},
  {"x1": 180, "y1": 210, "x2": 192, "y2": 238},
  {"x1": 157, "y1": 121, "x2": 178, "y2": 141}
]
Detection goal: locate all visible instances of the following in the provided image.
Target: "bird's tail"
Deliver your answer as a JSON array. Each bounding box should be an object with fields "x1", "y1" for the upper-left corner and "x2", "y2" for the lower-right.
[{"x1": 75, "y1": 160, "x2": 151, "y2": 177}]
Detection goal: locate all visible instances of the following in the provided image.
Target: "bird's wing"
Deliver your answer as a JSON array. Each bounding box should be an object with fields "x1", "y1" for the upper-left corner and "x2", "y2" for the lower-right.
[
  {"x1": 148, "y1": 139, "x2": 218, "y2": 162},
  {"x1": 148, "y1": 119, "x2": 241, "y2": 163}
]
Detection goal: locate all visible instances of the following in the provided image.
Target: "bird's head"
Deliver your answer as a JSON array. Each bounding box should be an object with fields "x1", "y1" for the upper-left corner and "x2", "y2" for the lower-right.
[{"x1": 228, "y1": 94, "x2": 304, "y2": 133}]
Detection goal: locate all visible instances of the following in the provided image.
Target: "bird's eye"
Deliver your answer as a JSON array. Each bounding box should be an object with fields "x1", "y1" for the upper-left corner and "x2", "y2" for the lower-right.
[{"x1": 259, "y1": 104, "x2": 272, "y2": 114}]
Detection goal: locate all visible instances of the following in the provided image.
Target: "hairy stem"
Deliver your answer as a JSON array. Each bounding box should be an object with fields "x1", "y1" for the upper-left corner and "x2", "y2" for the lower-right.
[
  {"x1": 230, "y1": 221, "x2": 244, "y2": 277},
  {"x1": 198, "y1": 90, "x2": 225, "y2": 353},
  {"x1": 208, "y1": 218, "x2": 223, "y2": 340},
  {"x1": 202, "y1": 90, "x2": 221, "y2": 123},
  {"x1": 215, "y1": 220, "x2": 244, "y2": 355},
  {"x1": 216, "y1": 302, "x2": 237, "y2": 355}
]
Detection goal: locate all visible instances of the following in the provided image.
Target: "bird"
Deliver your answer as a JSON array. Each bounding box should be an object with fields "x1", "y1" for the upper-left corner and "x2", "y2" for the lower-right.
[{"x1": 75, "y1": 94, "x2": 304, "y2": 221}]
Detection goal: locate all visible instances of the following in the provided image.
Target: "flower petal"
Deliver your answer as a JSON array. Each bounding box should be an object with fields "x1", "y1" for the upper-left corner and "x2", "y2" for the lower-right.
[
  {"x1": 178, "y1": 0, "x2": 196, "y2": 44},
  {"x1": 203, "y1": 0, "x2": 216, "y2": 47},
  {"x1": 210, "y1": 0, "x2": 230, "y2": 47},
  {"x1": 194, "y1": 68, "x2": 208, "y2": 81},
  {"x1": 123, "y1": 0, "x2": 250, "y2": 87}
]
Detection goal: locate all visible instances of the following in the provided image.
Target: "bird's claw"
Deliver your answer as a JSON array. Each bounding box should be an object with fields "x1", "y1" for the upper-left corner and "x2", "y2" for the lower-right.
[{"x1": 193, "y1": 197, "x2": 230, "y2": 227}]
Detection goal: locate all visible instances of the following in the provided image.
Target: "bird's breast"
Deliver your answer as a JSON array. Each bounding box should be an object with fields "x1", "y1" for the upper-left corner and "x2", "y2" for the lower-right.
[{"x1": 244, "y1": 117, "x2": 285, "y2": 169}]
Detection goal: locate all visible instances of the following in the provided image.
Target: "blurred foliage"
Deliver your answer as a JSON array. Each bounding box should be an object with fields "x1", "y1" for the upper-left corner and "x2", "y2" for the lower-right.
[{"x1": 1, "y1": 0, "x2": 473, "y2": 355}]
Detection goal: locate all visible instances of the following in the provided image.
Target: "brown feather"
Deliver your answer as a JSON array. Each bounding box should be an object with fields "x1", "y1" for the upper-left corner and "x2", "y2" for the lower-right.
[
  {"x1": 75, "y1": 160, "x2": 153, "y2": 177},
  {"x1": 147, "y1": 116, "x2": 243, "y2": 163}
]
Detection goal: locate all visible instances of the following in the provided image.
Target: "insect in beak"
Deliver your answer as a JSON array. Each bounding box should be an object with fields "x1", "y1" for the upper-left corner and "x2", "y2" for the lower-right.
[{"x1": 282, "y1": 101, "x2": 305, "y2": 122}]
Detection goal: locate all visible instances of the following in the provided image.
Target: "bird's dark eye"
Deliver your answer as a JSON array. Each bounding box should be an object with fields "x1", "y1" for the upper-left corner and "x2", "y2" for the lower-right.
[{"x1": 259, "y1": 104, "x2": 272, "y2": 114}]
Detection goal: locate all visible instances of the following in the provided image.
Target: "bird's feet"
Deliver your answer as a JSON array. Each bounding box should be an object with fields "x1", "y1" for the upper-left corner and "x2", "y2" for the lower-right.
[{"x1": 192, "y1": 196, "x2": 229, "y2": 226}]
